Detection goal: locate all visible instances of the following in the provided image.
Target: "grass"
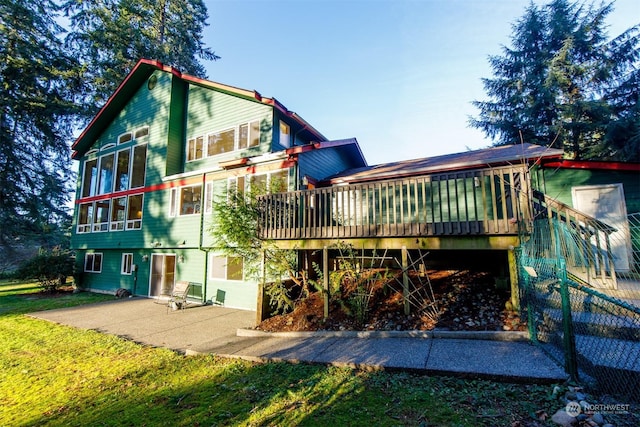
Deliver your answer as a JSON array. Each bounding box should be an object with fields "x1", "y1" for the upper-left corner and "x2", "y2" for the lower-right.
[{"x1": 0, "y1": 279, "x2": 570, "y2": 426}]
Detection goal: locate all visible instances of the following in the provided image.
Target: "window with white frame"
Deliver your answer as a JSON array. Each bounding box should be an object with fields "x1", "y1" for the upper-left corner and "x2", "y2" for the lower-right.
[
  {"x1": 279, "y1": 121, "x2": 290, "y2": 148},
  {"x1": 186, "y1": 120, "x2": 262, "y2": 162},
  {"x1": 121, "y1": 253, "x2": 133, "y2": 275},
  {"x1": 238, "y1": 120, "x2": 260, "y2": 149},
  {"x1": 187, "y1": 136, "x2": 204, "y2": 161},
  {"x1": 81, "y1": 158, "x2": 98, "y2": 198},
  {"x1": 204, "y1": 182, "x2": 214, "y2": 214},
  {"x1": 84, "y1": 253, "x2": 103, "y2": 273},
  {"x1": 110, "y1": 197, "x2": 126, "y2": 231},
  {"x1": 77, "y1": 203, "x2": 93, "y2": 233},
  {"x1": 207, "y1": 128, "x2": 235, "y2": 156},
  {"x1": 169, "y1": 185, "x2": 202, "y2": 216},
  {"x1": 92, "y1": 199, "x2": 111, "y2": 232},
  {"x1": 126, "y1": 194, "x2": 143, "y2": 229},
  {"x1": 118, "y1": 132, "x2": 132, "y2": 144},
  {"x1": 80, "y1": 144, "x2": 147, "y2": 198},
  {"x1": 209, "y1": 254, "x2": 243, "y2": 281}
]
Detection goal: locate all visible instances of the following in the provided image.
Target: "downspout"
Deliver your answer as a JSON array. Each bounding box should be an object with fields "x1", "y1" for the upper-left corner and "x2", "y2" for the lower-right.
[{"x1": 198, "y1": 172, "x2": 208, "y2": 303}]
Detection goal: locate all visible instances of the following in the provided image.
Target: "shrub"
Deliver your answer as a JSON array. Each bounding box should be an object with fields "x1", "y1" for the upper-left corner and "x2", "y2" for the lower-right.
[{"x1": 16, "y1": 248, "x2": 74, "y2": 292}]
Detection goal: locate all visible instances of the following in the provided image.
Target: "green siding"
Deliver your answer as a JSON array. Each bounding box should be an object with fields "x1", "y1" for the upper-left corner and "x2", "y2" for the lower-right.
[
  {"x1": 536, "y1": 167, "x2": 640, "y2": 214},
  {"x1": 183, "y1": 85, "x2": 273, "y2": 172},
  {"x1": 165, "y1": 77, "x2": 188, "y2": 176}
]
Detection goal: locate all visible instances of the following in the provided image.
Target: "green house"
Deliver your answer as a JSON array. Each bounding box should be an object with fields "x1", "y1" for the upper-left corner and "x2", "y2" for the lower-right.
[{"x1": 71, "y1": 59, "x2": 366, "y2": 310}]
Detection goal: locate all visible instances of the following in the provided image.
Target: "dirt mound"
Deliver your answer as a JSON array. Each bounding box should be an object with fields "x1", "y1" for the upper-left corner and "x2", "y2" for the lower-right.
[{"x1": 257, "y1": 270, "x2": 526, "y2": 333}]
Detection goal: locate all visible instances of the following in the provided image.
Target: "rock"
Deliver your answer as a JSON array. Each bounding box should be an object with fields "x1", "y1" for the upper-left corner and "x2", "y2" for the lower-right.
[
  {"x1": 576, "y1": 392, "x2": 587, "y2": 401},
  {"x1": 565, "y1": 391, "x2": 578, "y2": 401},
  {"x1": 602, "y1": 424, "x2": 614, "y2": 427},
  {"x1": 551, "y1": 409, "x2": 577, "y2": 427},
  {"x1": 591, "y1": 413, "x2": 604, "y2": 425}
]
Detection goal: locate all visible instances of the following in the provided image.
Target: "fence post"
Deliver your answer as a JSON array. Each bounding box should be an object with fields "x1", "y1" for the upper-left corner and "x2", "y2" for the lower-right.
[{"x1": 558, "y1": 257, "x2": 579, "y2": 383}]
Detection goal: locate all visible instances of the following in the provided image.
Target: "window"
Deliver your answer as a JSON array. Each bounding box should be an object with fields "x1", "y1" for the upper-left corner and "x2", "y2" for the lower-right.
[
  {"x1": 207, "y1": 128, "x2": 235, "y2": 156},
  {"x1": 77, "y1": 203, "x2": 93, "y2": 233},
  {"x1": 134, "y1": 126, "x2": 149, "y2": 139},
  {"x1": 110, "y1": 197, "x2": 126, "y2": 231},
  {"x1": 180, "y1": 185, "x2": 202, "y2": 215},
  {"x1": 204, "y1": 182, "x2": 214, "y2": 214},
  {"x1": 126, "y1": 194, "x2": 143, "y2": 230},
  {"x1": 279, "y1": 121, "x2": 290, "y2": 148},
  {"x1": 238, "y1": 120, "x2": 260, "y2": 149},
  {"x1": 84, "y1": 253, "x2": 103, "y2": 273},
  {"x1": 121, "y1": 253, "x2": 133, "y2": 275},
  {"x1": 210, "y1": 255, "x2": 243, "y2": 281},
  {"x1": 186, "y1": 120, "x2": 262, "y2": 161},
  {"x1": 187, "y1": 136, "x2": 204, "y2": 161},
  {"x1": 130, "y1": 144, "x2": 147, "y2": 188},
  {"x1": 118, "y1": 132, "x2": 132, "y2": 144},
  {"x1": 114, "y1": 149, "x2": 130, "y2": 192},
  {"x1": 81, "y1": 159, "x2": 98, "y2": 197},
  {"x1": 169, "y1": 185, "x2": 202, "y2": 217},
  {"x1": 93, "y1": 200, "x2": 110, "y2": 232},
  {"x1": 246, "y1": 169, "x2": 289, "y2": 194},
  {"x1": 97, "y1": 153, "x2": 115, "y2": 194}
]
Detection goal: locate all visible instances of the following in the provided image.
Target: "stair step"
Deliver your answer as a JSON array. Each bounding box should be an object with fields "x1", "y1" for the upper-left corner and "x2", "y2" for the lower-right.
[{"x1": 539, "y1": 308, "x2": 640, "y2": 340}]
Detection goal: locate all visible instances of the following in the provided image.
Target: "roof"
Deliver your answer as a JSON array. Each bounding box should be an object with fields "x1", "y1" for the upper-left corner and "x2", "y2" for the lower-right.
[
  {"x1": 71, "y1": 59, "x2": 327, "y2": 159},
  {"x1": 323, "y1": 143, "x2": 565, "y2": 185},
  {"x1": 540, "y1": 159, "x2": 640, "y2": 172}
]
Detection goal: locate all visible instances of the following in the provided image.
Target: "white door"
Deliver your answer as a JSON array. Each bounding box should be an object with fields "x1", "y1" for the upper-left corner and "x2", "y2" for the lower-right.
[
  {"x1": 149, "y1": 254, "x2": 176, "y2": 297},
  {"x1": 572, "y1": 184, "x2": 631, "y2": 272}
]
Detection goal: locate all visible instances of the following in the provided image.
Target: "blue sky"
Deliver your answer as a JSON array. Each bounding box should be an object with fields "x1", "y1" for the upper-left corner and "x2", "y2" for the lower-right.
[{"x1": 202, "y1": 0, "x2": 639, "y2": 165}]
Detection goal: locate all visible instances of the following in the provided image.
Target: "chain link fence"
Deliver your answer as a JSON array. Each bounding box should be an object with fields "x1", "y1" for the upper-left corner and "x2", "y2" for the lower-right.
[{"x1": 519, "y1": 218, "x2": 640, "y2": 401}]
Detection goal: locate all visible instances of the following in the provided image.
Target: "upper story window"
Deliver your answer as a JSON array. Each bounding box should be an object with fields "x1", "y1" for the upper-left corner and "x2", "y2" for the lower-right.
[
  {"x1": 279, "y1": 121, "x2": 290, "y2": 148},
  {"x1": 81, "y1": 126, "x2": 148, "y2": 198},
  {"x1": 169, "y1": 185, "x2": 202, "y2": 217},
  {"x1": 81, "y1": 144, "x2": 147, "y2": 198},
  {"x1": 186, "y1": 120, "x2": 261, "y2": 162},
  {"x1": 118, "y1": 132, "x2": 133, "y2": 144},
  {"x1": 76, "y1": 193, "x2": 143, "y2": 234}
]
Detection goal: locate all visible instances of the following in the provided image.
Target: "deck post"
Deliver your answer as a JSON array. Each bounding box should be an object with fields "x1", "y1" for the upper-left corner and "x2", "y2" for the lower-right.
[
  {"x1": 402, "y1": 245, "x2": 410, "y2": 315},
  {"x1": 508, "y1": 248, "x2": 520, "y2": 311},
  {"x1": 323, "y1": 245, "x2": 329, "y2": 319},
  {"x1": 256, "y1": 250, "x2": 269, "y2": 324}
]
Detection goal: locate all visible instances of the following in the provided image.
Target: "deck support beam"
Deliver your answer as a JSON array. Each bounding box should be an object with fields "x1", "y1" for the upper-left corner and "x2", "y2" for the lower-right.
[
  {"x1": 402, "y1": 246, "x2": 410, "y2": 315},
  {"x1": 508, "y1": 248, "x2": 520, "y2": 311}
]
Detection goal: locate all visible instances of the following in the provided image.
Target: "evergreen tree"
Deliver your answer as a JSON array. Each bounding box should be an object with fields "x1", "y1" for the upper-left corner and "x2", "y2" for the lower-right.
[
  {"x1": 470, "y1": 0, "x2": 640, "y2": 161},
  {"x1": 62, "y1": 0, "x2": 219, "y2": 116},
  {"x1": 0, "y1": 0, "x2": 81, "y2": 254}
]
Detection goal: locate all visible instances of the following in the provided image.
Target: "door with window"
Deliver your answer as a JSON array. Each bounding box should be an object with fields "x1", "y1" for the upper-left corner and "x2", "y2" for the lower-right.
[{"x1": 149, "y1": 254, "x2": 176, "y2": 297}]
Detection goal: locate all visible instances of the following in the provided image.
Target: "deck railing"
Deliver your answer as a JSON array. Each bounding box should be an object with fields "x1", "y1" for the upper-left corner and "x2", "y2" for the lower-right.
[
  {"x1": 531, "y1": 190, "x2": 617, "y2": 288},
  {"x1": 258, "y1": 165, "x2": 530, "y2": 240}
]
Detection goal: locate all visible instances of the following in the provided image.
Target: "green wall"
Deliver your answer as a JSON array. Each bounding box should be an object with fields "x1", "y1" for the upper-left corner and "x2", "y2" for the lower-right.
[{"x1": 535, "y1": 167, "x2": 640, "y2": 214}]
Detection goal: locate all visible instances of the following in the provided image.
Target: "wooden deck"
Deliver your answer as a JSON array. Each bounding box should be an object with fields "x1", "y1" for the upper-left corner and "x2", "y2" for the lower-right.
[{"x1": 258, "y1": 165, "x2": 529, "y2": 250}]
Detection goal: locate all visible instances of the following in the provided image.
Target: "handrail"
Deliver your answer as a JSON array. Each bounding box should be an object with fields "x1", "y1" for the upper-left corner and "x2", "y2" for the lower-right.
[{"x1": 258, "y1": 165, "x2": 530, "y2": 240}]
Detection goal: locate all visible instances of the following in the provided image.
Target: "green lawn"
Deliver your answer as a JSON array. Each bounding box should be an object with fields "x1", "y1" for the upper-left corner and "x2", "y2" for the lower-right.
[{"x1": 0, "y1": 280, "x2": 561, "y2": 426}]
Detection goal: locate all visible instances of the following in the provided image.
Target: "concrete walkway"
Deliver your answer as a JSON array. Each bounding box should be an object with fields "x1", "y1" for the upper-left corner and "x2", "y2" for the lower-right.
[{"x1": 30, "y1": 297, "x2": 566, "y2": 383}]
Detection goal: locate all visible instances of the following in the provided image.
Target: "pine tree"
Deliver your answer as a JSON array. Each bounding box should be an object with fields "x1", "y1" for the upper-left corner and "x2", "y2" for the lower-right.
[
  {"x1": 0, "y1": 0, "x2": 81, "y2": 254},
  {"x1": 62, "y1": 0, "x2": 219, "y2": 116},
  {"x1": 470, "y1": 0, "x2": 640, "y2": 161}
]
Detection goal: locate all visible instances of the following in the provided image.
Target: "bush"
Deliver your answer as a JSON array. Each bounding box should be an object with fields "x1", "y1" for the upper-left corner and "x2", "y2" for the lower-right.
[{"x1": 16, "y1": 248, "x2": 74, "y2": 292}]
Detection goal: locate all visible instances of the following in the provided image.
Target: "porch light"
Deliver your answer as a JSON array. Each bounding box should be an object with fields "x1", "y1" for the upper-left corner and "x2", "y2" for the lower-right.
[
  {"x1": 178, "y1": 255, "x2": 185, "y2": 263},
  {"x1": 142, "y1": 255, "x2": 149, "y2": 262}
]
